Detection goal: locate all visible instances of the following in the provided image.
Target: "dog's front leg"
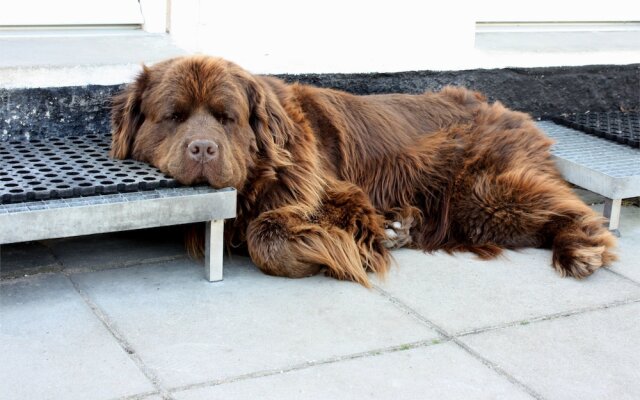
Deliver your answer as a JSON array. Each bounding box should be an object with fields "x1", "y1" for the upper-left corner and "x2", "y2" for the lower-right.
[
  {"x1": 246, "y1": 200, "x2": 389, "y2": 287},
  {"x1": 380, "y1": 207, "x2": 421, "y2": 249}
]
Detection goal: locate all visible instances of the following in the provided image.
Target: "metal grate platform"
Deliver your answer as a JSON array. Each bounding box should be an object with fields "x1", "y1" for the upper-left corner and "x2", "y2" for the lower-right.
[
  {"x1": 0, "y1": 134, "x2": 237, "y2": 282},
  {"x1": 0, "y1": 134, "x2": 178, "y2": 204},
  {"x1": 551, "y1": 111, "x2": 640, "y2": 149},
  {"x1": 0, "y1": 187, "x2": 217, "y2": 214},
  {"x1": 0, "y1": 187, "x2": 236, "y2": 243},
  {"x1": 0, "y1": 186, "x2": 237, "y2": 282},
  {"x1": 539, "y1": 121, "x2": 640, "y2": 199},
  {"x1": 539, "y1": 120, "x2": 640, "y2": 234}
]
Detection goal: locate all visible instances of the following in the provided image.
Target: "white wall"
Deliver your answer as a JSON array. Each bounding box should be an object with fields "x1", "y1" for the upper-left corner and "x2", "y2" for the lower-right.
[
  {"x1": 167, "y1": 0, "x2": 640, "y2": 74},
  {"x1": 169, "y1": 1, "x2": 476, "y2": 73}
]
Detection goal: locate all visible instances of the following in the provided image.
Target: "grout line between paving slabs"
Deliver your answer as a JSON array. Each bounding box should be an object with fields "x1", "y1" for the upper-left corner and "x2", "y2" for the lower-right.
[
  {"x1": 373, "y1": 285, "x2": 546, "y2": 400},
  {"x1": 0, "y1": 265, "x2": 64, "y2": 281},
  {"x1": 603, "y1": 267, "x2": 640, "y2": 287},
  {"x1": 63, "y1": 254, "x2": 189, "y2": 275},
  {"x1": 113, "y1": 390, "x2": 162, "y2": 400},
  {"x1": 0, "y1": 253, "x2": 188, "y2": 283},
  {"x1": 65, "y1": 273, "x2": 176, "y2": 400},
  {"x1": 38, "y1": 238, "x2": 189, "y2": 275},
  {"x1": 454, "y1": 296, "x2": 640, "y2": 337},
  {"x1": 0, "y1": 241, "x2": 64, "y2": 281},
  {"x1": 166, "y1": 337, "x2": 448, "y2": 396}
]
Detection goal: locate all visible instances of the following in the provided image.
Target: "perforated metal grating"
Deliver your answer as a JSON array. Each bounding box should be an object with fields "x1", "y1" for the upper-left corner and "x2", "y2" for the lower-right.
[
  {"x1": 0, "y1": 187, "x2": 224, "y2": 214},
  {"x1": 551, "y1": 111, "x2": 640, "y2": 149},
  {"x1": 0, "y1": 134, "x2": 179, "y2": 204},
  {"x1": 538, "y1": 121, "x2": 640, "y2": 179}
]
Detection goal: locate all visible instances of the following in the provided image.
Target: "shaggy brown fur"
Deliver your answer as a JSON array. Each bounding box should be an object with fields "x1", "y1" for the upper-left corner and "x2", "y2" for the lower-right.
[{"x1": 111, "y1": 56, "x2": 616, "y2": 287}]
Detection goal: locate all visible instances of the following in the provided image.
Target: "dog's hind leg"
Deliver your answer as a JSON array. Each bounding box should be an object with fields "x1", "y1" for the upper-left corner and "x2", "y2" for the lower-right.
[
  {"x1": 549, "y1": 211, "x2": 617, "y2": 278},
  {"x1": 451, "y1": 167, "x2": 617, "y2": 278}
]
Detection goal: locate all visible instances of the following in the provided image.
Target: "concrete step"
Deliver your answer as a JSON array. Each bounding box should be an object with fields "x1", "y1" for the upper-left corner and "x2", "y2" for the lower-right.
[{"x1": 0, "y1": 29, "x2": 186, "y2": 89}]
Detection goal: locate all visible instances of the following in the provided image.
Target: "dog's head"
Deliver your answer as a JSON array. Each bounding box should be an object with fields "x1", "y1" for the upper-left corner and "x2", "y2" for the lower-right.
[{"x1": 111, "y1": 56, "x2": 292, "y2": 189}]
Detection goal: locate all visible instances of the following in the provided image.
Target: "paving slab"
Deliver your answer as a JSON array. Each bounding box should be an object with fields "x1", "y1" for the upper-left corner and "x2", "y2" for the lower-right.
[
  {"x1": 375, "y1": 232, "x2": 640, "y2": 334},
  {"x1": 459, "y1": 302, "x2": 640, "y2": 400},
  {"x1": 172, "y1": 342, "x2": 534, "y2": 400},
  {"x1": 599, "y1": 205, "x2": 640, "y2": 283},
  {"x1": 0, "y1": 274, "x2": 155, "y2": 400},
  {"x1": 71, "y1": 257, "x2": 438, "y2": 388},
  {"x1": 572, "y1": 187, "x2": 606, "y2": 205},
  {"x1": 46, "y1": 226, "x2": 186, "y2": 272},
  {"x1": 1, "y1": 240, "x2": 59, "y2": 278}
]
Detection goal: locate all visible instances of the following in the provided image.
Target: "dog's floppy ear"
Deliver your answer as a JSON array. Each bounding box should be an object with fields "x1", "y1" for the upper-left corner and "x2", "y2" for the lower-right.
[
  {"x1": 110, "y1": 66, "x2": 149, "y2": 159},
  {"x1": 237, "y1": 73, "x2": 295, "y2": 166},
  {"x1": 234, "y1": 67, "x2": 324, "y2": 210}
]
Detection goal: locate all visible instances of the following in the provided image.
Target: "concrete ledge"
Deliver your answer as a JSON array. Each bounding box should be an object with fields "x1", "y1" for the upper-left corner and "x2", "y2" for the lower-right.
[
  {"x1": 276, "y1": 64, "x2": 639, "y2": 117},
  {"x1": 2, "y1": 64, "x2": 638, "y2": 141},
  {"x1": 0, "y1": 85, "x2": 119, "y2": 141},
  {"x1": 0, "y1": 30, "x2": 186, "y2": 89}
]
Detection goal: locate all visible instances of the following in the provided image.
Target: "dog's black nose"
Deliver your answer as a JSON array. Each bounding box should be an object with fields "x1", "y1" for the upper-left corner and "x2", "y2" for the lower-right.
[{"x1": 187, "y1": 140, "x2": 218, "y2": 161}]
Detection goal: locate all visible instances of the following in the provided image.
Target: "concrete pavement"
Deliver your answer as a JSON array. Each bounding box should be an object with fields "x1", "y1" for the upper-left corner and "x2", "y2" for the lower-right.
[{"x1": 1, "y1": 204, "x2": 639, "y2": 400}]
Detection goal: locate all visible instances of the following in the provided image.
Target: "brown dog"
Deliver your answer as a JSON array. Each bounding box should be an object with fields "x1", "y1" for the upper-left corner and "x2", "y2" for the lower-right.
[{"x1": 111, "y1": 56, "x2": 616, "y2": 286}]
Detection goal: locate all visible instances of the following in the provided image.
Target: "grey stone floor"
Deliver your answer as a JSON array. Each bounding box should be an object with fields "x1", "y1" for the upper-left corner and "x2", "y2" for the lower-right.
[{"x1": 1, "y1": 205, "x2": 639, "y2": 400}]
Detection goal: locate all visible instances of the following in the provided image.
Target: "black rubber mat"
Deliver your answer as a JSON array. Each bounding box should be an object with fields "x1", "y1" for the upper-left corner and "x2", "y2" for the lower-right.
[
  {"x1": 551, "y1": 111, "x2": 640, "y2": 149},
  {"x1": 0, "y1": 134, "x2": 178, "y2": 204}
]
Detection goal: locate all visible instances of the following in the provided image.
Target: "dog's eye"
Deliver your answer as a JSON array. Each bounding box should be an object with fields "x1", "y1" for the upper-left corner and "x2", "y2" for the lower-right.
[
  {"x1": 169, "y1": 112, "x2": 187, "y2": 123},
  {"x1": 211, "y1": 111, "x2": 234, "y2": 125},
  {"x1": 220, "y1": 115, "x2": 235, "y2": 125}
]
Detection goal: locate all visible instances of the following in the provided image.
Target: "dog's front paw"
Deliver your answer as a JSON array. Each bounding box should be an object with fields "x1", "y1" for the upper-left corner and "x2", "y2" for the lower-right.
[{"x1": 382, "y1": 220, "x2": 413, "y2": 249}]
